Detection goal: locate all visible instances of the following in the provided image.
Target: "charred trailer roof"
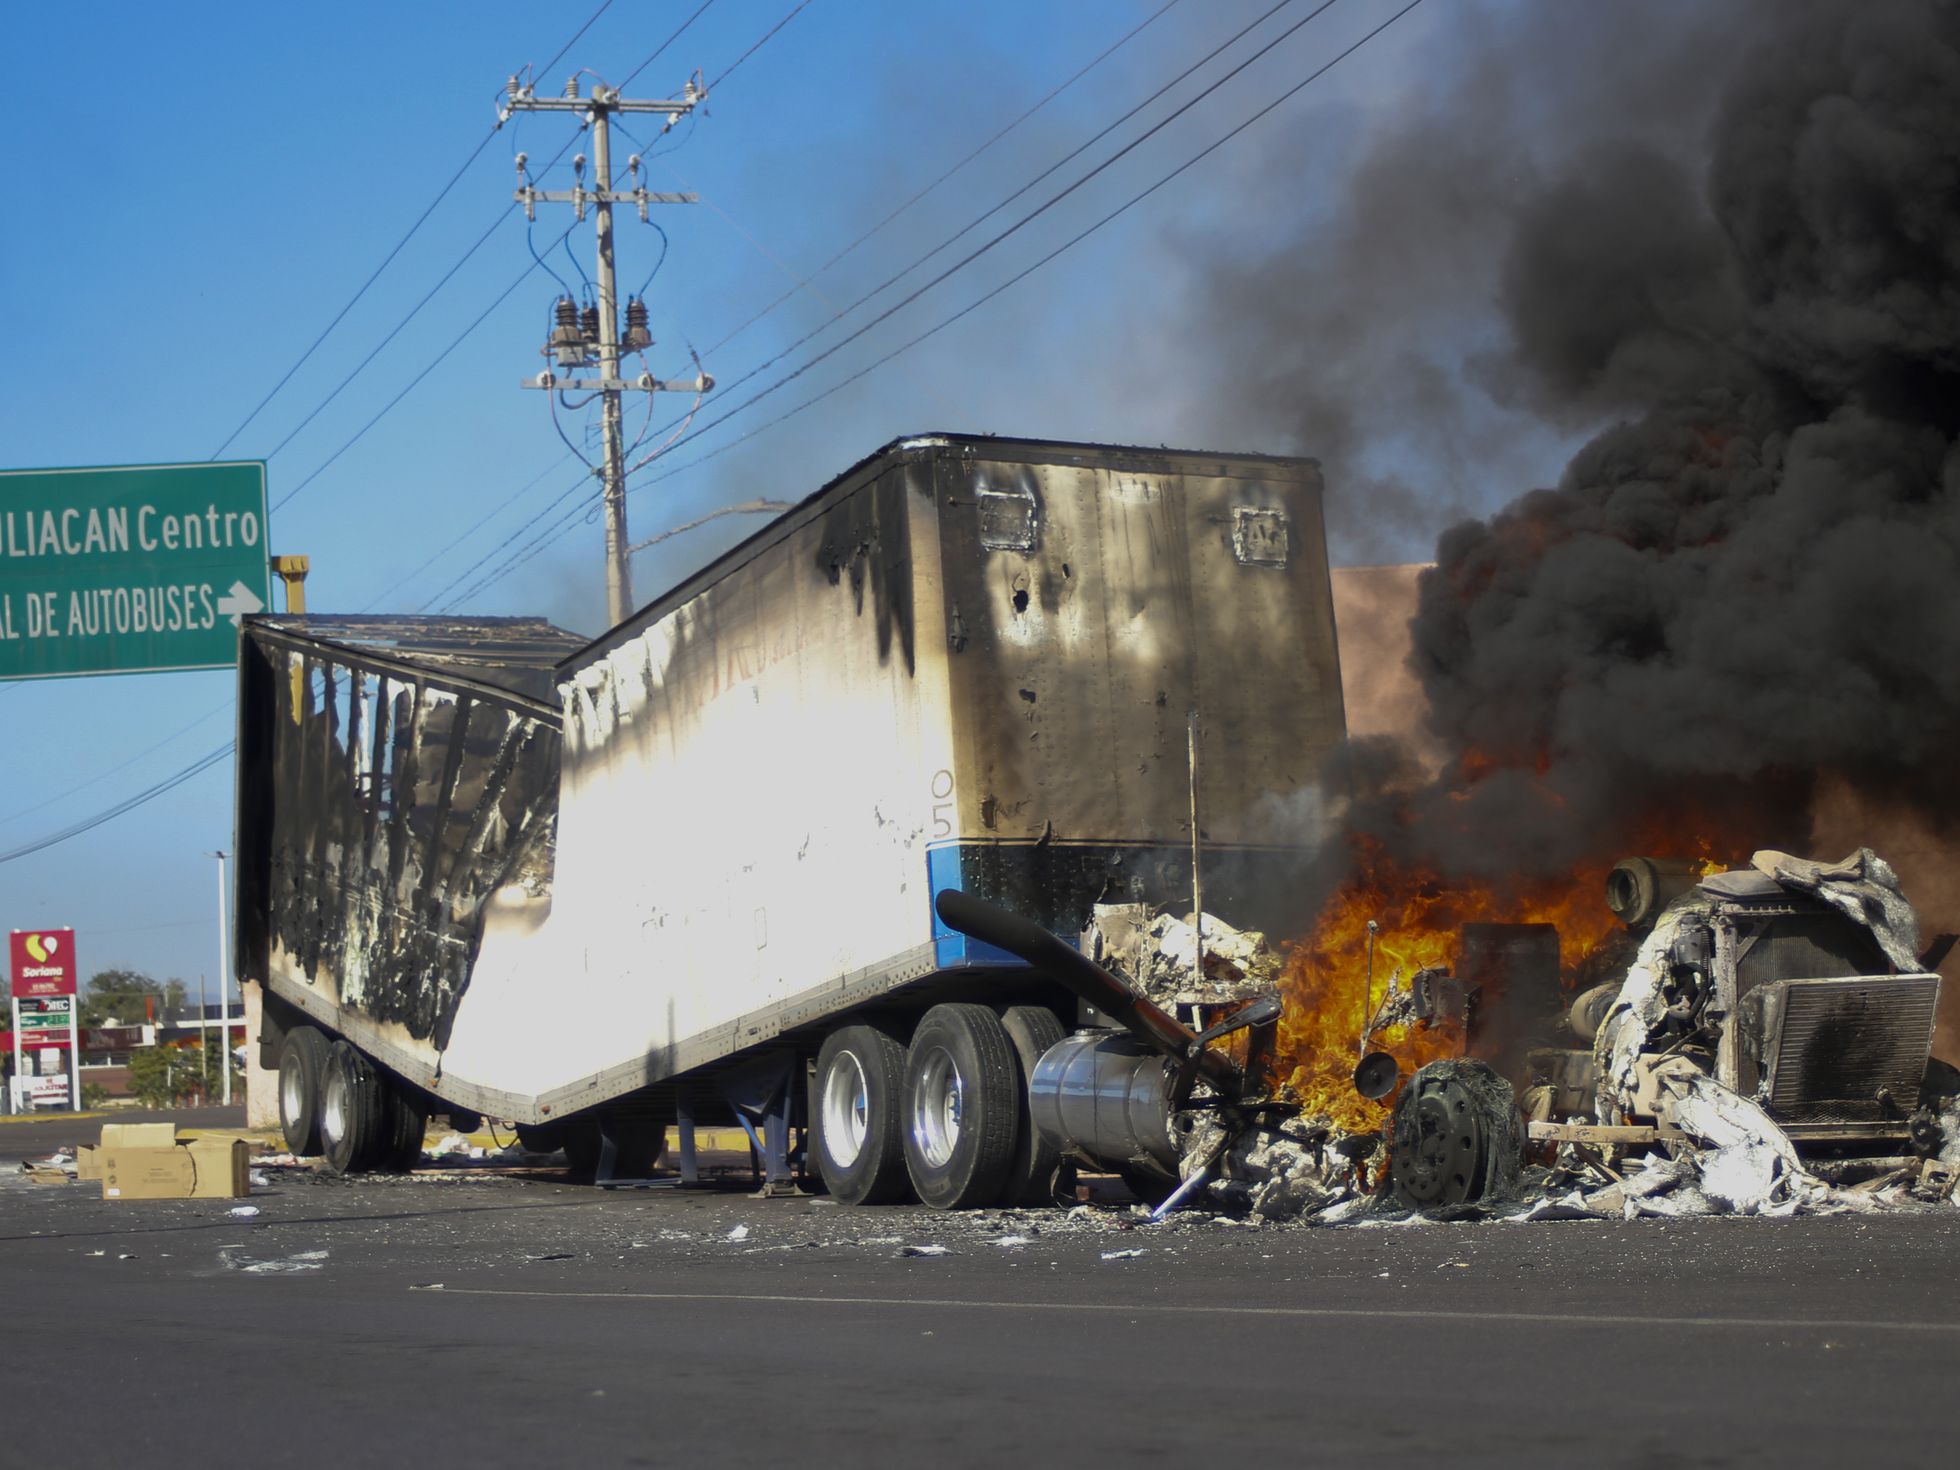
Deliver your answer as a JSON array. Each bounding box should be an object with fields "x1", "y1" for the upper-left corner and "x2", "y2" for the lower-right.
[{"x1": 233, "y1": 614, "x2": 585, "y2": 1058}]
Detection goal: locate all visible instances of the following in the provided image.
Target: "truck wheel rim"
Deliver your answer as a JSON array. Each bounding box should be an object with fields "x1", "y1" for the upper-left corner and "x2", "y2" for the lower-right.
[
  {"x1": 321, "y1": 1066, "x2": 348, "y2": 1146},
  {"x1": 911, "y1": 1046, "x2": 963, "y2": 1169},
  {"x1": 822, "y1": 1051, "x2": 870, "y2": 1168},
  {"x1": 280, "y1": 1054, "x2": 306, "y2": 1125}
]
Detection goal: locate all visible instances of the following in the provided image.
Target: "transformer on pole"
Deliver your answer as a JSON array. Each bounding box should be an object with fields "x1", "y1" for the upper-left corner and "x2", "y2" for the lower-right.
[{"x1": 503, "y1": 73, "x2": 714, "y2": 626}]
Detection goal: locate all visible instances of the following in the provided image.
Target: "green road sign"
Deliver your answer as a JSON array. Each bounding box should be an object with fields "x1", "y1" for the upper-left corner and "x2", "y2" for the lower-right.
[{"x1": 0, "y1": 461, "x2": 271, "y2": 679}]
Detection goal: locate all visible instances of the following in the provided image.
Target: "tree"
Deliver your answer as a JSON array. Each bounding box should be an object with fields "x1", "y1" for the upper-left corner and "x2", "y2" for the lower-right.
[
  {"x1": 125, "y1": 1041, "x2": 239, "y2": 1109},
  {"x1": 78, "y1": 969, "x2": 186, "y2": 1027},
  {"x1": 124, "y1": 1045, "x2": 179, "y2": 1109}
]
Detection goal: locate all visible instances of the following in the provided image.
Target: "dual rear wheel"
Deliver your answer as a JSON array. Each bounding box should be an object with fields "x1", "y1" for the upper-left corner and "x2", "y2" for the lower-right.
[
  {"x1": 811, "y1": 1003, "x2": 1069, "y2": 1210},
  {"x1": 277, "y1": 1026, "x2": 426, "y2": 1175}
]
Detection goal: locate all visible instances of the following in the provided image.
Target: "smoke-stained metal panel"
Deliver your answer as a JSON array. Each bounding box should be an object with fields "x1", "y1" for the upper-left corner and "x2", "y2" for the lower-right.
[{"x1": 237, "y1": 616, "x2": 576, "y2": 1071}]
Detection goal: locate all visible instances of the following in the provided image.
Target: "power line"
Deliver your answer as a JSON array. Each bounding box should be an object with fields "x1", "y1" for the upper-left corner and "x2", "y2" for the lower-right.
[
  {"x1": 0, "y1": 742, "x2": 232, "y2": 867},
  {"x1": 633, "y1": 0, "x2": 1313, "y2": 475},
  {"x1": 444, "y1": 0, "x2": 1290, "y2": 600},
  {"x1": 261, "y1": 210, "x2": 514, "y2": 466},
  {"x1": 707, "y1": 0, "x2": 812, "y2": 90},
  {"x1": 535, "y1": 0, "x2": 618, "y2": 81},
  {"x1": 620, "y1": 0, "x2": 719, "y2": 90},
  {"x1": 469, "y1": 0, "x2": 1418, "y2": 596},
  {"x1": 438, "y1": 2, "x2": 809, "y2": 609},
  {"x1": 0, "y1": 1, "x2": 1410, "y2": 861},
  {"x1": 0, "y1": 702, "x2": 233, "y2": 829},
  {"x1": 635, "y1": 0, "x2": 1429, "y2": 504},
  {"x1": 0, "y1": 7, "x2": 630, "y2": 866},
  {"x1": 630, "y1": 0, "x2": 1348, "y2": 469},
  {"x1": 206, "y1": 0, "x2": 619, "y2": 460},
  {"x1": 703, "y1": 0, "x2": 1185, "y2": 359},
  {"x1": 361, "y1": 453, "x2": 578, "y2": 610},
  {"x1": 273, "y1": 223, "x2": 576, "y2": 512}
]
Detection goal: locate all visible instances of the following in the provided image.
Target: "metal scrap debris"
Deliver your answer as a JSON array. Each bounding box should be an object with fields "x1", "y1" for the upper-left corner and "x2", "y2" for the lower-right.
[{"x1": 1082, "y1": 904, "x2": 1280, "y2": 1006}]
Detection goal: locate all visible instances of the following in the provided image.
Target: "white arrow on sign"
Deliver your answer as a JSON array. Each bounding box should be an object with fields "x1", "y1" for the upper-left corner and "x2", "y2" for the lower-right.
[{"x1": 216, "y1": 580, "x2": 264, "y2": 628}]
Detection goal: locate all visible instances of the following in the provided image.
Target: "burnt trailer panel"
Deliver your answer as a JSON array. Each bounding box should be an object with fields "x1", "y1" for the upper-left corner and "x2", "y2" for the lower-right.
[
  {"x1": 235, "y1": 615, "x2": 584, "y2": 1098},
  {"x1": 240, "y1": 436, "x2": 1347, "y2": 1127}
]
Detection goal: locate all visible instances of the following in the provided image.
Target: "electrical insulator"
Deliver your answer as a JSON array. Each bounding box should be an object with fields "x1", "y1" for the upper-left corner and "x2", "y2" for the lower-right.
[
  {"x1": 548, "y1": 297, "x2": 585, "y2": 367},
  {"x1": 507, "y1": 75, "x2": 521, "y2": 100},
  {"x1": 623, "y1": 297, "x2": 652, "y2": 353},
  {"x1": 564, "y1": 76, "x2": 580, "y2": 99},
  {"x1": 580, "y1": 302, "x2": 601, "y2": 345}
]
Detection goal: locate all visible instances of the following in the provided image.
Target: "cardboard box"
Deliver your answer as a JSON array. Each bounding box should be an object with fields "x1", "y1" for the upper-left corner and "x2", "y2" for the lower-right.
[
  {"x1": 99, "y1": 1125, "x2": 251, "y2": 1200},
  {"x1": 75, "y1": 1145, "x2": 102, "y2": 1181},
  {"x1": 101, "y1": 1122, "x2": 177, "y2": 1149}
]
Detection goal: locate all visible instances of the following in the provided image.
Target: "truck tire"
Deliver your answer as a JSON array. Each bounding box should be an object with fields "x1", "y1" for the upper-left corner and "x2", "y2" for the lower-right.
[
  {"x1": 376, "y1": 1082, "x2": 428, "y2": 1174},
  {"x1": 814, "y1": 1022, "x2": 911, "y2": 1205},
  {"x1": 319, "y1": 1041, "x2": 387, "y2": 1175},
  {"x1": 995, "y1": 1005, "x2": 1072, "y2": 1206},
  {"x1": 902, "y1": 1004, "x2": 1019, "y2": 1210},
  {"x1": 277, "y1": 1026, "x2": 329, "y2": 1157}
]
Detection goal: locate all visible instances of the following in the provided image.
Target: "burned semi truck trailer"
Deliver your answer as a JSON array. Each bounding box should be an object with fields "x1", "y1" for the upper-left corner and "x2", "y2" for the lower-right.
[{"x1": 234, "y1": 434, "x2": 1347, "y2": 1203}]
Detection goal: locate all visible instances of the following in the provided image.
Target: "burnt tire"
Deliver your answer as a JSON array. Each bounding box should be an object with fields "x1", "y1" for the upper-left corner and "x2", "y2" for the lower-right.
[
  {"x1": 995, "y1": 1004, "x2": 1072, "y2": 1206},
  {"x1": 276, "y1": 1026, "x2": 329, "y2": 1157},
  {"x1": 1387, "y1": 1058, "x2": 1523, "y2": 1210},
  {"x1": 319, "y1": 1041, "x2": 388, "y2": 1176},
  {"x1": 814, "y1": 1021, "x2": 911, "y2": 1205},
  {"x1": 376, "y1": 1083, "x2": 428, "y2": 1174},
  {"x1": 902, "y1": 1003, "x2": 1019, "y2": 1211}
]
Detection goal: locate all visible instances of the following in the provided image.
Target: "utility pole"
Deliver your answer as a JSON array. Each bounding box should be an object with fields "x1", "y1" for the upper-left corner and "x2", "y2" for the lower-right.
[
  {"x1": 212, "y1": 850, "x2": 231, "y2": 1105},
  {"x1": 503, "y1": 74, "x2": 714, "y2": 627}
]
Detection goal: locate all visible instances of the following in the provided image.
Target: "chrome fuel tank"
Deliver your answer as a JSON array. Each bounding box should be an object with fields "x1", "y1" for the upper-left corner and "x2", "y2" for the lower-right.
[{"x1": 1027, "y1": 1031, "x2": 1178, "y2": 1172}]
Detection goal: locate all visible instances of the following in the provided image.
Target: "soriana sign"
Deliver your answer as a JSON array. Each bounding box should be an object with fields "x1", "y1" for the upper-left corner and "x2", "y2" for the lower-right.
[{"x1": 10, "y1": 929, "x2": 77, "y2": 999}]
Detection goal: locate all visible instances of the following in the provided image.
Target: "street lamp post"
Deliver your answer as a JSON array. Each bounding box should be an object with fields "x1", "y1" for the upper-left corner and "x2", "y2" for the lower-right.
[{"x1": 211, "y1": 851, "x2": 231, "y2": 1106}]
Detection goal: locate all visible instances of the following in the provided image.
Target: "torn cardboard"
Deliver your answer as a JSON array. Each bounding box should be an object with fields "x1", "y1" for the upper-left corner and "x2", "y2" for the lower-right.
[{"x1": 100, "y1": 1124, "x2": 251, "y2": 1200}]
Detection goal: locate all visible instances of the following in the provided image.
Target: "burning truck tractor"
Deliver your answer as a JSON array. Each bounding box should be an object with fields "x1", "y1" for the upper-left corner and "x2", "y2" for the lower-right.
[{"x1": 933, "y1": 846, "x2": 1960, "y2": 1221}]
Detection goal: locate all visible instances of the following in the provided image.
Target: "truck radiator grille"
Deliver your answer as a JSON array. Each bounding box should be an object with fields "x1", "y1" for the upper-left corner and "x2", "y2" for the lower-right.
[{"x1": 1761, "y1": 975, "x2": 1940, "y2": 1125}]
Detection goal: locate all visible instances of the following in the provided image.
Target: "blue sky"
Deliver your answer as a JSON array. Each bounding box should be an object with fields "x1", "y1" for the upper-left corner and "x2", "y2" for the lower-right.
[{"x1": 0, "y1": 0, "x2": 1579, "y2": 990}]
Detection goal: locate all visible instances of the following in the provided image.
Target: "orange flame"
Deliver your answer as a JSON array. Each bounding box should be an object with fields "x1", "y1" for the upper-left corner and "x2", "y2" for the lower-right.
[{"x1": 1266, "y1": 833, "x2": 1720, "y2": 1135}]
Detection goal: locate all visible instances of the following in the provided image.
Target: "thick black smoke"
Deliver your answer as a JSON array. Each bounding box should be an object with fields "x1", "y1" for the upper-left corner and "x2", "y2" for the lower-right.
[
  {"x1": 1406, "y1": 0, "x2": 1960, "y2": 875},
  {"x1": 1184, "y1": 0, "x2": 1960, "y2": 879}
]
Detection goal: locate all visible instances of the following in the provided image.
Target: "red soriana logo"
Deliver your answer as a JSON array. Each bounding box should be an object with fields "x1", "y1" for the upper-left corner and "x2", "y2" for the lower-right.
[{"x1": 10, "y1": 929, "x2": 77, "y2": 999}]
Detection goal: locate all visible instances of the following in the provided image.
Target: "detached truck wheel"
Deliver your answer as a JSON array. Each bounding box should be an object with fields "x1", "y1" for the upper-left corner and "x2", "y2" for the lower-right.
[
  {"x1": 277, "y1": 1026, "x2": 329, "y2": 1157},
  {"x1": 902, "y1": 1004, "x2": 1018, "y2": 1210},
  {"x1": 995, "y1": 1004, "x2": 1072, "y2": 1206},
  {"x1": 813, "y1": 1022, "x2": 911, "y2": 1205},
  {"x1": 319, "y1": 1041, "x2": 388, "y2": 1175},
  {"x1": 1387, "y1": 1058, "x2": 1524, "y2": 1210}
]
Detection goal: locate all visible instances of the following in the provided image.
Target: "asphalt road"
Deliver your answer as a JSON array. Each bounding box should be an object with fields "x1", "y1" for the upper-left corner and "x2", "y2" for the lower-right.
[{"x1": 3, "y1": 1116, "x2": 1957, "y2": 1469}]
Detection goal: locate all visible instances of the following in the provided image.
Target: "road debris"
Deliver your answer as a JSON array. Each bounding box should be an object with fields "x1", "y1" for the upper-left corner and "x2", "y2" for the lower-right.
[
  {"x1": 220, "y1": 1247, "x2": 328, "y2": 1274},
  {"x1": 900, "y1": 1243, "x2": 951, "y2": 1257},
  {"x1": 1083, "y1": 904, "x2": 1280, "y2": 1007}
]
